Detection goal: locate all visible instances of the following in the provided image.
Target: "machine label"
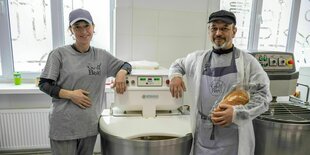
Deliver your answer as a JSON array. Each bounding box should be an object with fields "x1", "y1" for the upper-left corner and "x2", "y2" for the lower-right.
[{"x1": 142, "y1": 94, "x2": 159, "y2": 99}]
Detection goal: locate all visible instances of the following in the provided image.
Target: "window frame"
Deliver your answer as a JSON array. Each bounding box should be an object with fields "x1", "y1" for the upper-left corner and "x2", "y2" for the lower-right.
[
  {"x1": 285, "y1": 0, "x2": 301, "y2": 52},
  {"x1": 0, "y1": 0, "x2": 114, "y2": 81},
  {"x1": 0, "y1": 0, "x2": 14, "y2": 80},
  {"x1": 246, "y1": 0, "x2": 301, "y2": 53}
]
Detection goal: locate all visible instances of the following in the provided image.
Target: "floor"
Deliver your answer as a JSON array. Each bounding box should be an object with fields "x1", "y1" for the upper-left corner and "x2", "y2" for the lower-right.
[{"x1": 0, "y1": 150, "x2": 101, "y2": 155}]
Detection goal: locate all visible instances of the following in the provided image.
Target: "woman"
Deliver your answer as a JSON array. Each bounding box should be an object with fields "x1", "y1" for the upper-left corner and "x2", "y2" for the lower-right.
[{"x1": 39, "y1": 8, "x2": 131, "y2": 155}]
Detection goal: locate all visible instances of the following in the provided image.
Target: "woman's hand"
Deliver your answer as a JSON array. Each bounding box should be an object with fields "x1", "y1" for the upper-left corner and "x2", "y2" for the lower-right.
[
  {"x1": 112, "y1": 69, "x2": 128, "y2": 94},
  {"x1": 64, "y1": 89, "x2": 91, "y2": 109}
]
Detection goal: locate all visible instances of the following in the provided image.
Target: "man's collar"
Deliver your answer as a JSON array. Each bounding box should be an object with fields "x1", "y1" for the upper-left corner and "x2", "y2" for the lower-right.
[{"x1": 212, "y1": 45, "x2": 234, "y2": 55}]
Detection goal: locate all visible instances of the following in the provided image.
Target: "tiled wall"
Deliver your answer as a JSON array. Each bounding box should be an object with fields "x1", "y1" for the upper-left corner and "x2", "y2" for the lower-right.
[{"x1": 114, "y1": 0, "x2": 219, "y2": 68}]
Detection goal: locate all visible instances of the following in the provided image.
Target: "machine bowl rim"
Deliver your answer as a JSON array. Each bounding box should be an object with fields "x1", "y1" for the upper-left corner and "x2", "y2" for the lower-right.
[
  {"x1": 100, "y1": 130, "x2": 193, "y2": 146},
  {"x1": 256, "y1": 115, "x2": 310, "y2": 124},
  {"x1": 253, "y1": 118, "x2": 310, "y2": 129}
]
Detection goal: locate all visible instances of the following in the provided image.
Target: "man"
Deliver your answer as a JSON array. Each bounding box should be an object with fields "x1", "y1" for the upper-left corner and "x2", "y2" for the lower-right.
[{"x1": 169, "y1": 10, "x2": 271, "y2": 155}]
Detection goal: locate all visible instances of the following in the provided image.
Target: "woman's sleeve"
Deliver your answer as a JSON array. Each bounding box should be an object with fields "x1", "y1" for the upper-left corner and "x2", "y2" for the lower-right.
[
  {"x1": 105, "y1": 52, "x2": 129, "y2": 77},
  {"x1": 38, "y1": 78, "x2": 61, "y2": 99}
]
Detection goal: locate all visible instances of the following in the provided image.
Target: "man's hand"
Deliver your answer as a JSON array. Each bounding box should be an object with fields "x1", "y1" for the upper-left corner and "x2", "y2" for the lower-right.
[
  {"x1": 169, "y1": 77, "x2": 186, "y2": 98},
  {"x1": 68, "y1": 89, "x2": 91, "y2": 109},
  {"x1": 211, "y1": 104, "x2": 234, "y2": 127},
  {"x1": 112, "y1": 69, "x2": 127, "y2": 94}
]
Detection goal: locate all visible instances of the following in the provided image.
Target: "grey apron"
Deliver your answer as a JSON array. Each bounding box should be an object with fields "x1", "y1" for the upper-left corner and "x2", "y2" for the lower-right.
[{"x1": 194, "y1": 50, "x2": 239, "y2": 155}]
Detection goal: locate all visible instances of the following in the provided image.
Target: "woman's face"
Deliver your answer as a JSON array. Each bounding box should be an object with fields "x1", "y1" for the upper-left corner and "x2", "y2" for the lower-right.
[
  {"x1": 208, "y1": 21, "x2": 237, "y2": 49},
  {"x1": 70, "y1": 20, "x2": 94, "y2": 46}
]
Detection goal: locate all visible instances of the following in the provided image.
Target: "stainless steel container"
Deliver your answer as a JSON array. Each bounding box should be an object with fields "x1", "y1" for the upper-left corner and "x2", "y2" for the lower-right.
[
  {"x1": 100, "y1": 131, "x2": 192, "y2": 155},
  {"x1": 253, "y1": 103, "x2": 310, "y2": 155}
]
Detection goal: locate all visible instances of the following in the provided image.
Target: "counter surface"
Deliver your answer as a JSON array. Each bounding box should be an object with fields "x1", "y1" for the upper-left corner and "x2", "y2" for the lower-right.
[{"x1": 0, "y1": 83, "x2": 114, "y2": 94}]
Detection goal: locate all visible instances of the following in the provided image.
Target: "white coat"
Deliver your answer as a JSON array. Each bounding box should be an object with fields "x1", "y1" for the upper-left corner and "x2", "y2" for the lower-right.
[{"x1": 169, "y1": 48, "x2": 272, "y2": 155}]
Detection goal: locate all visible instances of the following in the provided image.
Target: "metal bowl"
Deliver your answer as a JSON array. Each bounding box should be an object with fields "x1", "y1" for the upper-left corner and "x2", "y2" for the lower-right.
[
  {"x1": 100, "y1": 131, "x2": 192, "y2": 155},
  {"x1": 253, "y1": 103, "x2": 310, "y2": 155}
]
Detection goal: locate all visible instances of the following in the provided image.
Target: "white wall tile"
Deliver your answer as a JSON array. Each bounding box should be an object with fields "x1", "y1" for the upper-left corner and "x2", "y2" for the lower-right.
[
  {"x1": 116, "y1": 0, "x2": 133, "y2": 8},
  {"x1": 115, "y1": 0, "x2": 214, "y2": 65},
  {"x1": 132, "y1": 36, "x2": 157, "y2": 61},
  {"x1": 133, "y1": 0, "x2": 207, "y2": 12},
  {"x1": 115, "y1": 8, "x2": 133, "y2": 35},
  {"x1": 158, "y1": 11, "x2": 207, "y2": 37},
  {"x1": 115, "y1": 34, "x2": 132, "y2": 61},
  {"x1": 133, "y1": 9, "x2": 159, "y2": 35},
  {"x1": 157, "y1": 37, "x2": 206, "y2": 67}
]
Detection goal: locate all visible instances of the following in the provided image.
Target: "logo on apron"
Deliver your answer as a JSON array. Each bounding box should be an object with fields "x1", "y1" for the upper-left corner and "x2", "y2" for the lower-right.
[{"x1": 209, "y1": 79, "x2": 225, "y2": 96}]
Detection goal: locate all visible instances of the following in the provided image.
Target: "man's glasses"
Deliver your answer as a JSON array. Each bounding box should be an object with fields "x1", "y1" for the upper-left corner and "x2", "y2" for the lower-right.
[{"x1": 209, "y1": 27, "x2": 232, "y2": 33}]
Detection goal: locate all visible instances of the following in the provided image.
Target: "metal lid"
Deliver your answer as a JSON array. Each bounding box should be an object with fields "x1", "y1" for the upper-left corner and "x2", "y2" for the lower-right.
[{"x1": 257, "y1": 103, "x2": 310, "y2": 124}]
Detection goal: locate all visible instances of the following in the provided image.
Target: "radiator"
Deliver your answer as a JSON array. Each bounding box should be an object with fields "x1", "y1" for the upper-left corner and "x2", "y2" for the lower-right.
[{"x1": 0, "y1": 109, "x2": 50, "y2": 151}]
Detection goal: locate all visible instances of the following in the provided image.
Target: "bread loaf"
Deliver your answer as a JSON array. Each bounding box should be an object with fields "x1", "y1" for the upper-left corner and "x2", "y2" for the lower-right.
[{"x1": 214, "y1": 89, "x2": 249, "y2": 111}]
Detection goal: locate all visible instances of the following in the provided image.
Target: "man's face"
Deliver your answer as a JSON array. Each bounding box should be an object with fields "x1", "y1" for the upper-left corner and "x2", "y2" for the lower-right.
[{"x1": 208, "y1": 21, "x2": 237, "y2": 49}]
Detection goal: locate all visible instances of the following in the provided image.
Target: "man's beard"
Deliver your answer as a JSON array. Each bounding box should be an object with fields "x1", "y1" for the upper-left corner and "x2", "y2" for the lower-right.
[{"x1": 212, "y1": 41, "x2": 227, "y2": 50}]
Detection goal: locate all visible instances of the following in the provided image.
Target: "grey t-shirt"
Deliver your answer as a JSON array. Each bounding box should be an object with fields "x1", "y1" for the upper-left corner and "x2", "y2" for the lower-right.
[{"x1": 41, "y1": 45, "x2": 124, "y2": 140}]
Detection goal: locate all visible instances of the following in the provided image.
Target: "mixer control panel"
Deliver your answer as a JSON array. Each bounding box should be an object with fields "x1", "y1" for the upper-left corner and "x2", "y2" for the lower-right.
[
  {"x1": 251, "y1": 52, "x2": 295, "y2": 72},
  {"x1": 125, "y1": 69, "x2": 170, "y2": 88},
  {"x1": 137, "y1": 76, "x2": 162, "y2": 87}
]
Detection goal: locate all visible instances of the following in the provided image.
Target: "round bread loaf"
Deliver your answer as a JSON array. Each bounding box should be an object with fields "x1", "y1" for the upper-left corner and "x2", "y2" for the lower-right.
[{"x1": 214, "y1": 89, "x2": 249, "y2": 111}]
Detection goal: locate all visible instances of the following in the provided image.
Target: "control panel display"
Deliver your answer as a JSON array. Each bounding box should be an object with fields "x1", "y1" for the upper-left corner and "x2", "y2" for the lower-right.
[
  {"x1": 251, "y1": 52, "x2": 295, "y2": 72},
  {"x1": 137, "y1": 76, "x2": 162, "y2": 87}
]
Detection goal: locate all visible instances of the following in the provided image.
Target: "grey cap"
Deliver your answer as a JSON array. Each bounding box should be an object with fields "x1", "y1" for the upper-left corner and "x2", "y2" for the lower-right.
[
  {"x1": 69, "y1": 8, "x2": 93, "y2": 26},
  {"x1": 208, "y1": 10, "x2": 236, "y2": 25}
]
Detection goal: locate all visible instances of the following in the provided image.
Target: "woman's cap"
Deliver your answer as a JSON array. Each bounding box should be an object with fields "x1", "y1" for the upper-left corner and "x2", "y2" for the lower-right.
[
  {"x1": 208, "y1": 10, "x2": 236, "y2": 25},
  {"x1": 69, "y1": 8, "x2": 93, "y2": 26}
]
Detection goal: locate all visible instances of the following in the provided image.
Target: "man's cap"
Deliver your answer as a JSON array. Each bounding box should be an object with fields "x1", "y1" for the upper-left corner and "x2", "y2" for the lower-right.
[
  {"x1": 208, "y1": 10, "x2": 236, "y2": 25},
  {"x1": 69, "y1": 8, "x2": 93, "y2": 26}
]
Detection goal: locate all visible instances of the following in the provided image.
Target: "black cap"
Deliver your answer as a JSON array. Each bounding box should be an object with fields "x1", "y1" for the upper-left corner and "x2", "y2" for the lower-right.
[{"x1": 208, "y1": 10, "x2": 236, "y2": 25}]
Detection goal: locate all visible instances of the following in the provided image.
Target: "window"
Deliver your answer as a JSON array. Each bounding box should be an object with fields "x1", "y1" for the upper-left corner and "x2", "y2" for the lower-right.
[
  {"x1": 8, "y1": 0, "x2": 53, "y2": 73},
  {"x1": 0, "y1": 0, "x2": 112, "y2": 80},
  {"x1": 258, "y1": 0, "x2": 292, "y2": 51},
  {"x1": 63, "y1": 0, "x2": 111, "y2": 51},
  {"x1": 221, "y1": 0, "x2": 308, "y2": 70},
  {"x1": 294, "y1": 0, "x2": 310, "y2": 68},
  {"x1": 220, "y1": 0, "x2": 253, "y2": 50}
]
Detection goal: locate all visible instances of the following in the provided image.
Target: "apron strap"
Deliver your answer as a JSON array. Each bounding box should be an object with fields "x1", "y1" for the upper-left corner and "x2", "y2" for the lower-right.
[
  {"x1": 198, "y1": 110, "x2": 210, "y2": 120},
  {"x1": 198, "y1": 110, "x2": 216, "y2": 140}
]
